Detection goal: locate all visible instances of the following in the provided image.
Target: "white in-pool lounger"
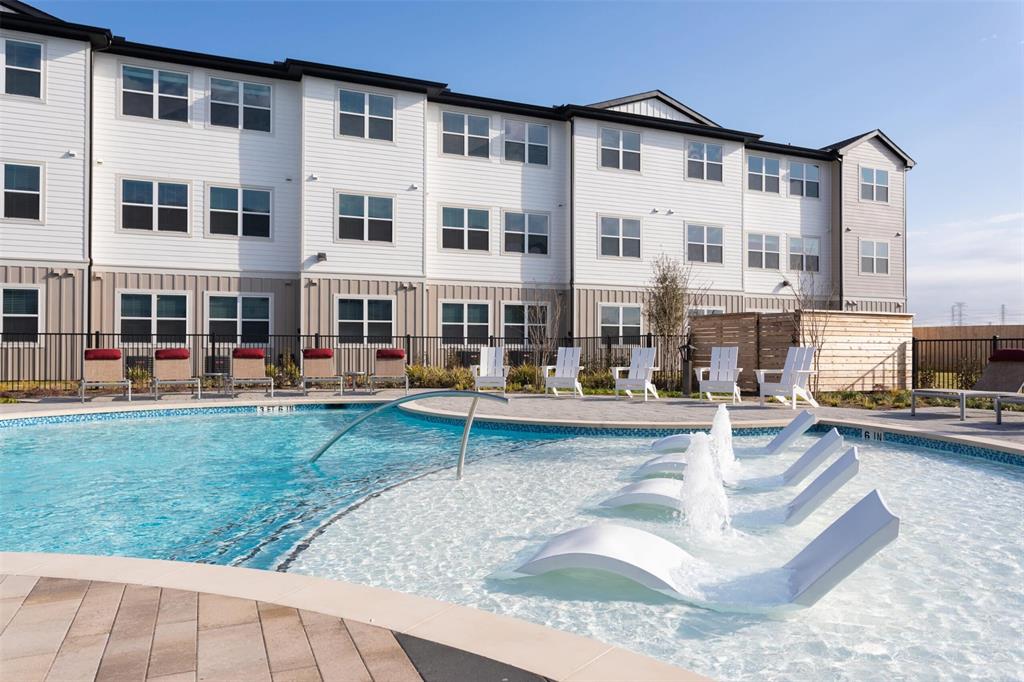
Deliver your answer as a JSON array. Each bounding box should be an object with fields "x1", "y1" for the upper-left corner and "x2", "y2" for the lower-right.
[
  {"x1": 647, "y1": 409, "x2": 817, "y2": 456},
  {"x1": 603, "y1": 447, "x2": 860, "y2": 526},
  {"x1": 516, "y1": 489, "x2": 898, "y2": 608}
]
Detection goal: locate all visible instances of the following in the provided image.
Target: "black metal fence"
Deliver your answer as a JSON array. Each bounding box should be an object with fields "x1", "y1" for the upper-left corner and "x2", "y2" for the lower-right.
[{"x1": 912, "y1": 336, "x2": 1024, "y2": 389}]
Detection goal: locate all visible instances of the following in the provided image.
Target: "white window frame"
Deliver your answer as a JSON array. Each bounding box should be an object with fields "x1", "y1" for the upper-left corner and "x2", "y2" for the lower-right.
[
  {"x1": 206, "y1": 184, "x2": 272, "y2": 240},
  {"x1": 440, "y1": 205, "x2": 490, "y2": 252},
  {"x1": 789, "y1": 236, "x2": 821, "y2": 272},
  {"x1": 115, "y1": 289, "x2": 191, "y2": 343},
  {"x1": 1, "y1": 38, "x2": 44, "y2": 100},
  {"x1": 1, "y1": 160, "x2": 44, "y2": 223},
  {"x1": 439, "y1": 300, "x2": 491, "y2": 345},
  {"x1": 598, "y1": 303, "x2": 643, "y2": 345},
  {"x1": 501, "y1": 209, "x2": 550, "y2": 256},
  {"x1": 117, "y1": 176, "x2": 191, "y2": 235},
  {"x1": 747, "y1": 232, "x2": 781, "y2": 270},
  {"x1": 859, "y1": 166, "x2": 890, "y2": 203},
  {"x1": 337, "y1": 88, "x2": 395, "y2": 142},
  {"x1": 598, "y1": 215, "x2": 642, "y2": 259},
  {"x1": 685, "y1": 140, "x2": 724, "y2": 182},
  {"x1": 208, "y1": 76, "x2": 272, "y2": 133},
  {"x1": 859, "y1": 239, "x2": 890, "y2": 275},
  {"x1": 599, "y1": 127, "x2": 641, "y2": 172},
  {"x1": 686, "y1": 223, "x2": 724, "y2": 265},
  {"x1": 120, "y1": 63, "x2": 190, "y2": 123},
  {"x1": 333, "y1": 294, "x2": 396, "y2": 345},
  {"x1": 441, "y1": 111, "x2": 490, "y2": 158},
  {"x1": 747, "y1": 154, "x2": 781, "y2": 194},
  {"x1": 690, "y1": 307, "x2": 726, "y2": 317},
  {"x1": 503, "y1": 119, "x2": 549, "y2": 166},
  {"x1": 335, "y1": 191, "x2": 396, "y2": 244},
  {"x1": 204, "y1": 293, "x2": 274, "y2": 344},
  {"x1": 789, "y1": 161, "x2": 821, "y2": 198},
  {"x1": 501, "y1": 301, "x2": 549, "y2": 345},
  {"x1": 0, "y1": 283, "x2": 44, "y2": 345}
]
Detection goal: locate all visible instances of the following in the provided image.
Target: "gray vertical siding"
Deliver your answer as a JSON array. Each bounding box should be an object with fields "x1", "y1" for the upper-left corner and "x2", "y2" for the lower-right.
[
  {"x1": 304, "y1": 277, "x2": 423, "y2": 337},
  {"x1": 426, "y1": 282, "x2": 569, "y2": 338}
]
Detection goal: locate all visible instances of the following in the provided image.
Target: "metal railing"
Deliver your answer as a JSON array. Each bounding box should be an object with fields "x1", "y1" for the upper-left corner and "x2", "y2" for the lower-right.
[{"x1": 911, "y1": 336, "x2": 1024, "y2": 389}]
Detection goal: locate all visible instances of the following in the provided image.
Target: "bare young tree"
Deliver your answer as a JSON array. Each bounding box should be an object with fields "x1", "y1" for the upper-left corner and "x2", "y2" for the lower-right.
[
  {"x1": 520, "y1": 282, "x2": 567, "y2": 383},
  {"x1": 786, "y1": 272, "x2": 837, "y2": 392},
  {"x1": 644, "y1": 255, "x2": 710, "y2": 336}
]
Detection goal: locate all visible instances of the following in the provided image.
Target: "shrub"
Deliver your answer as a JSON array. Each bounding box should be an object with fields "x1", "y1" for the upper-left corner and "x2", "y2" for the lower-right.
[
  {"x1": 507, "y1": 363, "x2": 539, "y2": 390},
  {"x1": 268, "y1": 359, "x2": 301, "y2": 387},
  {"x1": 579, "y1": 368, "x2": 614, "y2": 390},
  {"x1": 126, "y1": 365, "x2": 151, "y2": 389},
  {"x1": 953, "y1": 359, "x2": 981, "y2": 390},
  {"x1": 406, "y1": 364, "x2": 474, "y2": 390},
  {"x1": 916, "y1": 368, "x2": 936, "y2": 389}
]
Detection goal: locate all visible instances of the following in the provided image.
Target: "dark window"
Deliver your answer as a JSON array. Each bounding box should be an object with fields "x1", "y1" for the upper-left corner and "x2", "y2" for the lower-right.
[
  {"x1": 687, "y1": 224, "x2": 723, "y2": 263},
  {"x1": 4, "y1": 40, "x2": 42, "y2": 98},
  {"x1": 687, "y1": 141, "x2": 723, "y2": 182},
  {"x1": 443, "y1": 112, "x2": 489, "y2": 158},
  {"x1": 2, "y1": 288, "x2": 39, "y2": 342},
  {"x1": 3, "y1": 164, "x2": 41, "y2": 220},
  {"x1": 122, "y1": 66, "x2": 189, "y2": 122},
  {"x1": 442, "y1": 207, "x2": 488, "y2": 251},
  {"x1": 339, "y1": 89, "x2": 393, "y2": 141},
  {"x1": 338, "y1": 194, "x2": 393, "y2": 242},
  {"x1": 600, "y1": 128, "x2": 640, "y2": 171},
  {"x1": 337, "y1": 298, "x2": 393, "y2": 344},
  {"x1": 122, "y1": 180, "x2": 187, "y2": 232},
  {"x1": 442, "y1": 302, "x2": 488, "y2": 344},
  {"x1": 599, "y1": 217, "x2": 640, "y2": 258}
]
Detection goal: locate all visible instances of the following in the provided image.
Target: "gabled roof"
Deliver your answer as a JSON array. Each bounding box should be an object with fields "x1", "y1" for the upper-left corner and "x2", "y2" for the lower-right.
[
  {"x1": 588, "y1": 90, "x2": 719, "y2": 127},
  {"x1": 822, "y1": 129, "x2": 915, "y2": 168},
  {"x1": 0, "y1": 0, "x2": 58, "y2": 20}
]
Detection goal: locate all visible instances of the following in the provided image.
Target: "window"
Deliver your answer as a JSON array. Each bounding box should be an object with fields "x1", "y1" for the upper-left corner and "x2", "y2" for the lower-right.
[
  {"x1": 600, "y1": 217, "x2": 641, "y2": 258},
  {"x1": 503, "y1": 212, "x2": 548, "y2": 255},
  {"x1": 860, "y1": 240, "x2": 889, "y2": 274},
  {"x1": 441, "y1": 302, "x2": 489, "y2": 344},
  {"x1": 210, "y1": 78, "x2": 271, "y2": 132},
  {"x1": 747, "y1": 155, "x2": 780, "y2": 193},
  {"x1": 121, "y1": 179, "x2": 188, "y2": 232},
  {"x1": 337, "y1": 298, "x2": 393, "y2": 344},
  {"x1": 504, "y1": 120, "x2": 548, "y2": 165},
  {"x1": 3, "y1": 163, "x2": 41, "y2": 220},
  {"x1": 1, "y1": 288, "x2": 39, "y2": 342},
  {"x1": 790, "y1": 237, "x2": 820, "y2": 272},
  {"x1": 600, "y1": 128, "x2": 640, "y2": 171},
  {"x1": 860, "y1": 167, "x2": 889, "y2": 202},
  {"x1": 122, "y1": 65, "x2": 188, "y2": 122},
  {"x1": 687, "y1": 224, "x2": 723, "y2": 263},
  {"x1": 209, "y1": 186, "x2": 271, "y2": 238},
  {"x1": 339, "y1": 89, "x2": 393, "y2": 141},
  {"x1": 442, "y1": 207, "x2": 489, "y2": 251},
  {"x1": 337, "y1": 193, "x2": 393, "y2": 242},
  {"x1": 4, "y1": 39, "x2": 41, "y2": 97},
  {"x1": 442, "y1": 112, "x2": 489, "y2": 158},
  {"x1": 686, "y1": 141, "x2": 723, "y2": 181},
  {"x1": 503, "y1": 303, "x2": 547, "y2": 344},
  {"x1": 690, "y1": 307, "x2": 725, "y2": 317},
  {"x1": 119, "y1": 292, "x2": 187, "y2": 343},
  {"x1": 600, "y1": 305, "x2": 641, "y2": 344},
  {"x1": 747, "y1": 233, "x2": 780, "y2": 269},
  {"x1": 790, "y1": 162, "x2": 820, "y2": 198},
  {"x1": 208, "y1": 295, "x2": 270, "y2": 343}
]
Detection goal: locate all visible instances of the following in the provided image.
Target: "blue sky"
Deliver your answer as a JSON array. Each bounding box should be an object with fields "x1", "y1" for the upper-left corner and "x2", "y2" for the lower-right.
[{"x1": 39, "y1": 0, "x2": 1024, "y2": 326}]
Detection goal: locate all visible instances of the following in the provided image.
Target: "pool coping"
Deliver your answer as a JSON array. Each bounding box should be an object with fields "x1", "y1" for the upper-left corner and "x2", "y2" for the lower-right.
[{"x1": 0, "y1": 552, "x2": 705, "y2": 682}]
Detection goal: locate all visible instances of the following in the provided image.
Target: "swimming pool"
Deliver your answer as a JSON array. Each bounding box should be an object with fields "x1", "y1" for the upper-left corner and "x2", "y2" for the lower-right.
[{"x1": 2, "y1": 407, "x2": 1022, "y2": 679}]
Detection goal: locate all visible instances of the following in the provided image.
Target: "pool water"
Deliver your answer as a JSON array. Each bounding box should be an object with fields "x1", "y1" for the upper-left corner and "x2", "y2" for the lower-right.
[{"x1": 2, "y1": 409, "x2": 1022, "y2": 679}]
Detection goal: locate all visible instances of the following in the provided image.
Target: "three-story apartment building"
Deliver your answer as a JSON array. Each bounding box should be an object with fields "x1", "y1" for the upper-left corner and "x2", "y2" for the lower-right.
[{"x1": 1, "y1": 1, "x2": 914, "y2": 348}]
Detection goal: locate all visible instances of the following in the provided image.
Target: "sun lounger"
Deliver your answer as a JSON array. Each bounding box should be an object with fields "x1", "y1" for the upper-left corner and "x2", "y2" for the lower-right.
[
  {"x1": 544, "y1": 347, "x2": 584, "y2": 397},
  {"x1": 757, "y1": 346, "x2": 818, "y2": 409},
  {"x1": 152, "y1": 347, "x2": 201, "y2": 400},
  {"x1": 516, "y1": 489, "x2": 898, "y2": 608},
  {"x1": 229, "y1": 348, "x2": 273, "y2": 397},
  {"x1": 301, "y1": 348, "x2": 344, "y2": 395},
  {"x1": 911, "y1": 349, "x2": 1024, "y2": 422},
  {"x1": 369, "y1": 348, "x2": 409, "y2": 394},
  {"x1": 79, "y1": 348, "x2": 132, "y2": 402},
  {"x1": 696, "y1": 346, "x2": 742, "y2": 404},
  {"x1": 473, "y1": 346, "x2": 508, "y2": 393},
  {"x1": 761, "y1": 410, "x2": 817, "y2": 454},
  {"x1": 613, "y1": 347, "x2": 659, "y2": 401}
]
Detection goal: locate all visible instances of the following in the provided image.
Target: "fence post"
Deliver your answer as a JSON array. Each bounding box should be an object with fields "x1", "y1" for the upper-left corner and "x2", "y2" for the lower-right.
[
  {"x1": 992, "y1": 335, "x2": 999, "y2": 358},
  {"x1": 911, "y1": 338, "x2": 918, "y2": 389},
  {"x1": 315, "y1": 332, "x2": 321, "y2": 348},
  {"x1": 92, "y1": 330, "x2": 100, "y2": 349},
  {"x1": 646, "y1": 331, "x2": 652, "y2": 348}
]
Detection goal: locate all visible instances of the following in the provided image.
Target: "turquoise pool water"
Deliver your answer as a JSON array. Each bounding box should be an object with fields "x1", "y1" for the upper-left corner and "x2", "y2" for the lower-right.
[{"x1": 0, "y1": 407, "x2": 562, "y2": 569}]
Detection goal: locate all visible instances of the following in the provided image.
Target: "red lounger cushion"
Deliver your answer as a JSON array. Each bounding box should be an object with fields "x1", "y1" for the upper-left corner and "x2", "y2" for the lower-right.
[
  {"x1": 376, "y1": 348, "x2": 406, "y2": 360},
  {"x1": 303, "y1": 348, "x2": 334, "y2": 359},
  {"x1": 84, "y1": 349, "x2": 121, "y2": 361},
  {"x1": 155, "y1": 348, "x2": 190, "y2": 360},
  {"x1": 990, "y1": 349, "x2": 1024, "y2": 362},
  {"x1": 232, "y1": 348, "x2": 265, "y2": 360}
]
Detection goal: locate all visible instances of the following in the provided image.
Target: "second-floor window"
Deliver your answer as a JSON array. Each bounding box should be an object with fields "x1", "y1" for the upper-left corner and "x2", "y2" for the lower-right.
[
  {"x1": 339, "y1": 89, "x2": 394, "y2": 141},
  {"x1": 687, "y1": 224, "x2": 723, "y2": 264},
  {"x1": 441, "y1": 302, "x2": 489, "y2": 344},
  {"x1": 790, "y1": 237, "x2": 820, "y2": 272},
  {"x1": 208, "y1": 295, "x2": 270, "y2": 343},
  {"x1": 1, "y1": 287, "x2": 39, "y2": 343},
  {"x1": 338, "y1": 193, "x2": 393, "y2": 242},
  {"x1": 209, "y1": 187, "x2": 271, "y2": 238},
  {"x1": 337, "y1": 297, "x2": 393, "y2": 343},
  {"x1": 442, "y1": 207, "x2": 489, "y2": 251},
  {"x1": 600, "y1": 305, "x2": 641, "y2": 344},
  {"x1": 747, "y1": 155, "x2": 780, "y2": 193},
  {"x1": 502, "y1": 303, "x2": 547, "y2": 343},
  {"x1": 600, "y1": 128, "x2": 640, "y2": 171},
  {"x1": 3, "y1": 163, "x2": 41, "y2": 220},
  {"x1": 121, "y1": 179, "x2": 188, "y2": 232},
  {"x1": 747, "y1": 233, "x2": 780, "y2": 269},
  {"x1": 119, "y1": 292, "x2": 187, "y2": 343},
  {"x1": 504, "y1": 212, "x2": 548, "y2": 255},
  {"x1": 4, "y1": 39, "x2": 42, "y2": 98},
  {"x1": 504, "y1": 121, "x2": 548, "y2": 165},
  {"x1": 600, "y1": 217, "x2": 640, "y2": 258},
  {"x1": 860, "y1": 240, "x2": 889, "y2": 274},
  {"x1": 860, "y1": 167, "x2": 889, "y2": 202},
  {"x1": 122, "y1": 65, "x2": 188, "y2": 122},
  {"x1": 210, "y1": 78, "x2": 271, "y2": 132},
  {"x1": 686, "y1": 141, "x2": 723, "y2": 181},
  {"x1": 790, "y1": 162, "x2": 820, "y2": 198},
  {"x1": 442, "y1": 112, "x2": 489, "y2": 158}
]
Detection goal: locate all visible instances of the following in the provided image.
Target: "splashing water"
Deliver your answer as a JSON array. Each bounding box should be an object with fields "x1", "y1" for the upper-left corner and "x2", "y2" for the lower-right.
[
  {"x1": 709, "y1": 405, "x2": 739, "y2": 483},
  {"x1": 680, "y1": 433, "x2": 731, "y2": 536}
]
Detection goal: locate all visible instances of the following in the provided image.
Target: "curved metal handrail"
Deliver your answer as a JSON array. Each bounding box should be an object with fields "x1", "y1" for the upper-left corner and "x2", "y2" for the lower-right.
[{"x1": 308, "y1": 390, "x2": 509, "y2": 479}]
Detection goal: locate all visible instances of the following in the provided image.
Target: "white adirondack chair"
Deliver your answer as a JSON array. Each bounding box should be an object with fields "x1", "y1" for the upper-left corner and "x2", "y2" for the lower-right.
[
  {"x1": 544, "y1": 347, "x2": 584, "y2": 397},
  {"x1": 756, "y1": 346, "x2": 819, "y2": 409},
  {"x1": 613, "y1": 347, "x2": 659, "y2": 401},
  {"x1": 473, "y1": 346, "x2": 508, "y2": 393},
  {"x1": 695, "y1": 346, "x2": 742, "y2": 404}
]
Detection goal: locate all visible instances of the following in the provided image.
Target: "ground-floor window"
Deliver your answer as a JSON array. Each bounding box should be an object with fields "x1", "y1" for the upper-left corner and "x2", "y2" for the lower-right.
[
  {"x1": 441, "y1": 302, "x2": 489, "y2": 344},
  {"x1": 502, "y1": 303, "x2": 547, "y2": 344},
  {"x1": 1, "y1": 287, "x2": 39, "y2": 342},
  {"x1": 600, "y1": 304, "x2": 642, "y2": 344},
  {"x1": 337, "y1": 297, "x2": 393, "y2": 343},
  {"x1": 207, "y1": 294, "x2": 270, "y2": 343},
  {"x1": 119, "y1": 292, "x2": 187, "y2": 343}
]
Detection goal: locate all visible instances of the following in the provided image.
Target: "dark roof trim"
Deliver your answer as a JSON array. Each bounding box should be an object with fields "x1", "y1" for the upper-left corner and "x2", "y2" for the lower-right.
[
  {"x1": 106, "y1": 38, "x2": 297, "y2": 80},
  {"x1": 1, "y1": 0, "x2": 58, "y2": 20},
  {"x1": 588, "y1": 89, "x2": 719, "y2": 127},
  {"x1": 822, "y1": 129, "x2": 915, "y2": 168},
  {"x1": 283, "y1": 59, "x2": 446, "y2": 94},
  {"x1": 0, "y1": 12, "x2": 111, "y2": 47},
  {"x1": 428, "y1": 91, "x2": 564, "y2": 121},
  {"x1": 562, "y1": 105, "x2": 760, "y2": 142},
  {"x1": 746, "y1": 140, "x2": 837, "y2": 162}
]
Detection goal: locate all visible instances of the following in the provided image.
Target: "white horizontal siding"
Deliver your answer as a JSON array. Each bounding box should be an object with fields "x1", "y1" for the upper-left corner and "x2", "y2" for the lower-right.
[
  {"x1": 0, "y1": 30, "x2": 88, "y2": 262},
  {"x1": 424, "y1": 103, "x2": 569, "y2": 285},
  {"x1": 301, "y1": 76, "x2": 425, "y2": 279},
  {"x1": 606, "y1": 98, "x2": 698, "y2": 123},
  {"x1": 90, "y1": 52, "x2": 302, "y2": 273}
]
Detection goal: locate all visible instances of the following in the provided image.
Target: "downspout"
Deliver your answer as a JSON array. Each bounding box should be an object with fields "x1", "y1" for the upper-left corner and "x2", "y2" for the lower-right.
[
  {"x1": 836, "y1": 156, "x2": 843, "y2": 310},
  {"x1": 421, "y1": 95, "x2": 429, "y2": 336},
  {"x1": 568, "y1": 117, "x2": 575, "y2": 336},
  {"x1": 85, "y1": 41, "x2": 101, "y2": 337}
]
